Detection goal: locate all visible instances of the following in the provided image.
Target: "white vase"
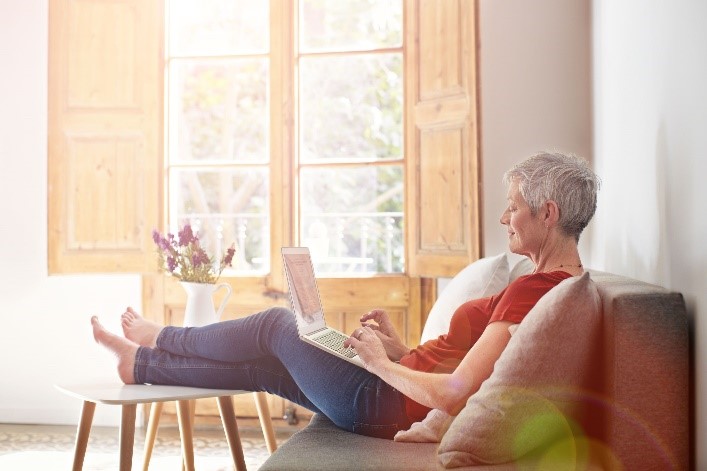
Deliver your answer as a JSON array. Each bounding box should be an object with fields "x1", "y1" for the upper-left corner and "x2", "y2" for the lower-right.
[{"x1": 180, "y1": 281, "x2": 232, "y2": 327}]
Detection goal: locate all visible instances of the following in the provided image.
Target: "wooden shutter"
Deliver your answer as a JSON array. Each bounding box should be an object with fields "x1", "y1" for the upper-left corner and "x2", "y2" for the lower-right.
[
  {"x1": 405, "y1": 0, "x2": 481, "y2": 277},
  {"x1": 48, "y1": 0, "x2": 162, "y2": 274}
]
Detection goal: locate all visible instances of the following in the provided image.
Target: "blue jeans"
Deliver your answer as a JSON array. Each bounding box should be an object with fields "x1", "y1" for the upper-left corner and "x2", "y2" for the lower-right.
[{"x1": 134, "y1": 307, "x2": 411, "y2": 438}]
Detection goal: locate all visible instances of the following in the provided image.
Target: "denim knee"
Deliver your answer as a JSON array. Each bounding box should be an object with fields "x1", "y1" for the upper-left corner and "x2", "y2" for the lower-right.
[
  {"x1": 262, "y1": 306, "x2": 293, "y2": 320},
  {"x1": 258, "y1": 306, "x2": 296, "y2": 330},
  {"x1": 252, "y1": 306, "x2": 299, "y2": 340}
]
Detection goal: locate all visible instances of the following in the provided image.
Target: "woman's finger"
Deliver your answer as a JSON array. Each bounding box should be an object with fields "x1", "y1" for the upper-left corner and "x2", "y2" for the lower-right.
[
  {"x1": 344, "y1": 333, "x2": 360, "y2": 349},
  {"x1": 359, "y1": 309, "x2": 385, "y2": 323},
  {"x1": 360, "y1": 322, "x2": 380, "y2": 331}
]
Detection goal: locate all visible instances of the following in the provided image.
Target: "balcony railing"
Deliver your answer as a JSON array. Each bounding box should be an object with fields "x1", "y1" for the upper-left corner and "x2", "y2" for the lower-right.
[{"x1": 174, "y1": 211, "x2": 404, "y2": 275}]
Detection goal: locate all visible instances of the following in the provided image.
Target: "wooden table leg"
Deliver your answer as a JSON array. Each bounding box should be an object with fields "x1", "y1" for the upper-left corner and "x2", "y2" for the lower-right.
[
  {"x1": 217, "y1": 396, "x2": 247, "y2": 471},
  {"x1": 141, "y1": 401, "x2": 163, "y2": 471},
  {"x1": 72, "y1": 400, "x2": 96, "y2": 471},
  {"x1": 176, "y1": 400, "x2": 196, "y2": 471},
  {"x1": 253, "y1": 392, "x2": 278, "y2": 453},
  {"x1": 180, "y1": 400, "x2": 197, "y2": 471},
  {"x1": 119, "y1": 404, "x2": 137, "y2": 471}
]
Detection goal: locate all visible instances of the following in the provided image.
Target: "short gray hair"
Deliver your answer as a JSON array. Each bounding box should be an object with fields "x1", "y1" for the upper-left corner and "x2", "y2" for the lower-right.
[{"x1": 503, "y1": 152, "x2": 601, "y2": 241}]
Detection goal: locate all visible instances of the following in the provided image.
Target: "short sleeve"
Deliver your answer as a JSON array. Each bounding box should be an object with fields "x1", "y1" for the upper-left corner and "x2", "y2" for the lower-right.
[{"x1": 489, "y1": 272, "x2": 572, "y2": 325}]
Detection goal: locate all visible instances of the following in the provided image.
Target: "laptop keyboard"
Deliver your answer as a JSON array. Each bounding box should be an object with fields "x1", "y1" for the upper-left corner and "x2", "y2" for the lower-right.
[{"x1": 313, "y1": 330, "x2": 358, "y2": 358}]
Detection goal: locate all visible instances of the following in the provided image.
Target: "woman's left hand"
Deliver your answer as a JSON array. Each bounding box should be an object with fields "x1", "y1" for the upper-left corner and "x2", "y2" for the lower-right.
[{"x1": 344, "y1": 326, "x2": 389, "y2": 371}]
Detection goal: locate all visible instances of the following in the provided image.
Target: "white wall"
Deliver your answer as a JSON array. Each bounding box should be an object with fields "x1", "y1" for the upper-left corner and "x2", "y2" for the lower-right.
[
  {"x1": 591, "y1": 0, "x2": 707, "y2": 467},
  {"x1": 0, "y1": 0, "x2": 142, "y2": 426},
  {"x1": 478, "y1": 0, "x2": 593, "y2": 264}
]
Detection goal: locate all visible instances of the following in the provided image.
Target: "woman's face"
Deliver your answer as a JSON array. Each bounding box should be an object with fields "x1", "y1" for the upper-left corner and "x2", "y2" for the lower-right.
[{"x1": 500, "y1": 179, "x2": 546, "y2": 257}]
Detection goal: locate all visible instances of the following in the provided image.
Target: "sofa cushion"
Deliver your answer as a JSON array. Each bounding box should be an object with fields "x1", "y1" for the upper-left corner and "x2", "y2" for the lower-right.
[
  {"x1": 420, "y1": 253, "x2": 509, "y2": 343},
  {"x1": 437, "y1": 272, "x2": 602, "y2": 468},
  {"x1": 259, "y1": 414, "x2": 440, "y2": 471}
]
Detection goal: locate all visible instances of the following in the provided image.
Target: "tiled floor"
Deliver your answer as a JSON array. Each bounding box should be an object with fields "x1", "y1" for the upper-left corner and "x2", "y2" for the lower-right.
[{"x1": 0, "y1": 422, "x2": 296, "y2": 470}]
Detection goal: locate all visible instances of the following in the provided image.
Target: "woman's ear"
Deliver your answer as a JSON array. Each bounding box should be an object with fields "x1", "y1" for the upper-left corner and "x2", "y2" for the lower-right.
[{"x1": 542, "y1": 200, "x2": 560, "y2": 227}]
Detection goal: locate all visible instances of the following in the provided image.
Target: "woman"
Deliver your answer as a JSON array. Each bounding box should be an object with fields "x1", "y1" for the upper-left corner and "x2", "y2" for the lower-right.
[{"x1": 92, "y1": 151, "x2": 600, "y2": 439}]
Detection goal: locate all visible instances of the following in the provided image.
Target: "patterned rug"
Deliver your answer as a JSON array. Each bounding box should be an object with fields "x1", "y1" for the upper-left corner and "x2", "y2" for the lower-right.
[{"x1": 0, "y1": 423, "x2": 290, "y2": 470}]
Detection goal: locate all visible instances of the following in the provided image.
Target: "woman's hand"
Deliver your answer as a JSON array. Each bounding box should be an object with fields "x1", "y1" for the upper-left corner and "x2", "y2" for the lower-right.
[
  {"x1": 344, "y1": 325, "x2": 389, "y2": 371},
  {"x1": 358, "y1": 309, "x2": 410, "y2": 361}
]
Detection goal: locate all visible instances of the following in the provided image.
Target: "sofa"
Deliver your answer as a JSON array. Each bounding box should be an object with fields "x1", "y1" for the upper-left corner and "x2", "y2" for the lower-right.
[{"x1": 260, "y1": 256, "x2": 690, "y2": 470}]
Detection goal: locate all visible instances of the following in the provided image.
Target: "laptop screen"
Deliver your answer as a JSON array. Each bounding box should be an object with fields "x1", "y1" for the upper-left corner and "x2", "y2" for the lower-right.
[{"x1": 282, "y1": 247, "x2": 326, "y2": 334}]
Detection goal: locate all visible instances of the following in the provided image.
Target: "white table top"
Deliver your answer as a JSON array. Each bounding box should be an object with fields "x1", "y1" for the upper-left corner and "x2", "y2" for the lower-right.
[{"x1": 55, "y1": 383, "x2": 249, "y2": 405}]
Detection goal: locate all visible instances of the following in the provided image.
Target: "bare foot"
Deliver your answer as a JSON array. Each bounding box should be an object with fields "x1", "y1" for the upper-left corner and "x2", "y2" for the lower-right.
[
  {"x1": 91, "y1": 316, "x2": 138, "y2": 384},
  {"x1": 121, "y1": 307, "x2": 163, "y2": 348}
]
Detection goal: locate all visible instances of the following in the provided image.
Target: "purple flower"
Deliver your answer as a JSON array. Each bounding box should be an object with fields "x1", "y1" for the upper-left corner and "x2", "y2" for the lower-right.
[
  {"x1": 178, "y1": 225, "x2": 195, "y2": 247},
  {"x1": 191, "y1": 247, "x2": 210, "y2": 267},
  {"x1": 223, "y1": 244, "x2": 236, "y2": 266},
  {"x1": 153, "y1": 224, "x2": 236, "y2": 283},
  {"x1": 151, "y1": 232, "x2": 170, "y2": 251},
  {"x1": 166, "y1": 255, "x2": 177, "y2": 272}
]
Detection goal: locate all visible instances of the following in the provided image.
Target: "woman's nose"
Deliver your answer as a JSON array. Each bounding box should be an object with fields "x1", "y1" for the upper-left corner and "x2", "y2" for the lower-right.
[{"x1": 500, "y1": 209, "x2": 509, "y2": 225}]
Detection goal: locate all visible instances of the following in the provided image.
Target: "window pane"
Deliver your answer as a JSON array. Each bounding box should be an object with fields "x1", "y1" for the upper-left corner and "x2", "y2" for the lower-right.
[
  {"x1": 300, "y1": 166, "x2": 404, "y2": 274},
  {"x1": 169, "y1": 59, "x2": 269, "y2": 163},
  {"x1": 168, "y1": 0, "x2": 268, "y2": 56},
  {"x1": 300, "y1": 53, "x2": 402, "y2": 161},
  {"x1": 170, "y1": 168, "x2": 269, "y2": 273},
  {"x1": 300, "y1": 0, "x2": 402, "y2": 52}
]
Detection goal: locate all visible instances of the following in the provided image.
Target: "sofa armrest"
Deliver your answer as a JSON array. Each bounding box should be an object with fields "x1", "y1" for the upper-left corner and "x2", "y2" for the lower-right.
[{"x1": 592, "y1": 272, "x2": 689, "y2": 470}]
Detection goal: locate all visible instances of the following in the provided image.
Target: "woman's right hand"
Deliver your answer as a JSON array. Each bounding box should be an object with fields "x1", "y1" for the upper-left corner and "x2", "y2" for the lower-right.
[{"x1": 358, "y1": 309, "x2": 410, "y2": 361}]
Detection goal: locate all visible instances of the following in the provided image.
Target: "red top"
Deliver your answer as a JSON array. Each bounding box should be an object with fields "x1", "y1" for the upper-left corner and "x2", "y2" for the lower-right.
[{"x1": 399, "y1": 271, "x2": 572, "y2": 422}]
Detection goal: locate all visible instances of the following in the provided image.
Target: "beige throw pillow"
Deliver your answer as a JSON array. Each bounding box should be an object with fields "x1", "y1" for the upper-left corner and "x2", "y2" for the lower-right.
[{"x1": 437, "y1": 272, "x2": 601, "y2": 468}]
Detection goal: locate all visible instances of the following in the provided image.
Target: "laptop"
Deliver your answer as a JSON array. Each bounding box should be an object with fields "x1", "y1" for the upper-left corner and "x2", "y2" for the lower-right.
[{"x1": 281, "y1": 247, "x2": 364, "y2": 368}]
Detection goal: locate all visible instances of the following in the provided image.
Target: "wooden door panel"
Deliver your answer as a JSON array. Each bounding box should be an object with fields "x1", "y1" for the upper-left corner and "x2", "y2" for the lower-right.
[
  {"x1": 48, "y1": 0, "x2": 162, "y2": 274},
  {"x1": 405, "y1": 0, "x2": 481, "y2": 277}
]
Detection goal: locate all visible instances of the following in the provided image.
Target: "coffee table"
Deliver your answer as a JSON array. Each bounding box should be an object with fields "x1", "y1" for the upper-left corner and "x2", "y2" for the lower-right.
[{"x1": 56, "y1": 383, "x2": 252, "y2": 471}]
